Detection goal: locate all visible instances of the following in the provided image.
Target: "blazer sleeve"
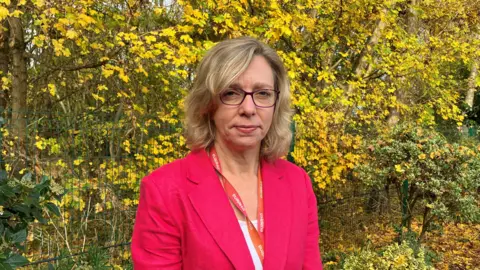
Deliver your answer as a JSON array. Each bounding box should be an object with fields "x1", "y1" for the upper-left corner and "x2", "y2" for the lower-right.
[
  {"x1": 302, "y1": 170, "x2": 324, "y2": 270},
  {"x1": 131, "y1": 174, "x2": 182, "y2": 269}
]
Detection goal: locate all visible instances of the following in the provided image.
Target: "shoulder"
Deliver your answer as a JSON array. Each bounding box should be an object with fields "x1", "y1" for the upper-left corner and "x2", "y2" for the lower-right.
[
  {"x1": 141, "y1": 156, "x2": 188, "y2": 191},
  {"x1": 269, "y1": 159, "x2": 314, "y2": 191},
  {"x1": 271, "y1": 158, "x2": 308, "y2": 177},
  {"x1": 140, "y1": 149, "x2": 207, "y2": 191}
]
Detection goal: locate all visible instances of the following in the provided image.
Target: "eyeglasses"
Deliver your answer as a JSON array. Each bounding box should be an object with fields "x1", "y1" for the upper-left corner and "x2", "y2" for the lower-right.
[{"x1": 219, "y1": 88, "x2": 279, "y2": 108}]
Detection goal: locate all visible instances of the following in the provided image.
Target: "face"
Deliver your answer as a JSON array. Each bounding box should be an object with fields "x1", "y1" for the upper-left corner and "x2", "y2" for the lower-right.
[{"x1": 212, "y1": 55, "x2": 275, "y2": 152}]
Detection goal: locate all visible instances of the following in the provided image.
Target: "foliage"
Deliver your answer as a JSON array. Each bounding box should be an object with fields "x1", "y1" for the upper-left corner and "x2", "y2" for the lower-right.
[
  {"x1": 323, "y1": 218, "x2": 479, "y2": 269},
  {"x1": 0, "y1": 173, "x2": 63, "y2": 269},
  {"x1": 0, "y1": 0, "x2": 478, "y2": 265},
  {"x1": 41, "y1": 246, "x2": 112, "y2": 270},
  {"x1": 1, "y1": 0, "x2": 478, "y2": 192},
  {"x1": 425, "y1": 223, "x2": 480, "y2": 269},
  {"x1": 356, "y1": 124, "x2": 480, "y2": 240},
  {"x1": 343, "y1": 241, "x2": 434, "y2": 270}
]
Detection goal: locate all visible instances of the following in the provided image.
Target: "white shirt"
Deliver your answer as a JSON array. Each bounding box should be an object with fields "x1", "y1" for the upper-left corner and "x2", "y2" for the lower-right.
[{"x1": 238, "y1": 220, "x2": 263, "y2": 270}]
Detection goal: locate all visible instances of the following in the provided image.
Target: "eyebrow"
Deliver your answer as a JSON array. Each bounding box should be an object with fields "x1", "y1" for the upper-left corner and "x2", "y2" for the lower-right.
[{"x1": 229, "y1": 82, "x2": 274, "y2": 89}]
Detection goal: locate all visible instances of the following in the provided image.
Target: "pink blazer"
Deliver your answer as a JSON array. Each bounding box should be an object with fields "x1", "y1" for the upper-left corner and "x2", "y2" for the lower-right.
[{"x1": 131, "y1": 149, "x2": 323, "y2": 269}]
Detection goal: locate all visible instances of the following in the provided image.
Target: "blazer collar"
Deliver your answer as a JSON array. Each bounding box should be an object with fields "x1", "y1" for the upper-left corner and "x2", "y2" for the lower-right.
[{"x1": 186, "y1": 149, "x2": 290, "y2": 270}]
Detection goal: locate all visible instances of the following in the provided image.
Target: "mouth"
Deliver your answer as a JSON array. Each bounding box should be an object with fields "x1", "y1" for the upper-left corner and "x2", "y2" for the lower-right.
[{"x1": 234, "y1": 125, "x2": 259, "y2": 133}]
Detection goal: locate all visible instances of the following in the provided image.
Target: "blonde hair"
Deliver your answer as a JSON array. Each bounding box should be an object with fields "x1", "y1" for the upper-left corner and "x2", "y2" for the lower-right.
[{"x1": 184, "y1": 37, "x2": 293, "y2": 161}]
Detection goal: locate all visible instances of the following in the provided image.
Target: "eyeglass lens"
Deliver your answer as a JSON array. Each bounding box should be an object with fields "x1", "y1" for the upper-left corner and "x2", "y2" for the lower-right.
[{"x1": 220, "y1": 89, "x2": 277, "y2": 107}]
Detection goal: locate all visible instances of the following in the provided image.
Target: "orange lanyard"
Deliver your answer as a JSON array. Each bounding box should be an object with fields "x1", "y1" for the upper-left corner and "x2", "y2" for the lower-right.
[{"x1": 209, "y1": 146, "x2": 265, "y2": 264}]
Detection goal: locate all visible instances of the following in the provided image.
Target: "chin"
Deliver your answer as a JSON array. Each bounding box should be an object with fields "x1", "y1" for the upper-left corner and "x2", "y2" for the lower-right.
[{"x1": 229, "y1": 139, "x2": 261, "y2": 151}]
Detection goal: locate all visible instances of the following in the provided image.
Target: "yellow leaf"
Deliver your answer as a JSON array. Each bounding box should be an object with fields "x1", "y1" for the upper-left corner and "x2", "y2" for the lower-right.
[
  {"x1": 145, "y1": 35, "x2": 156, "y2": 44},
  {"x1": 73, "y1": 159, "x2": 83, "y2": 166},
  {"x1": 10, "y1": 10, "x2": 22, "y2": 17},
  {"x1": 118, "y1": 72, "x2": 129, "y2": 83},
  {"x1": 62, "y1": 48, "x2": 71, "y2": 57},
  {"x1": 33, "y1": 34, "x2": 46, "y2": 47},
  {"x1": 52, "y1": 39, "x2": 65, "y2": 56},
  {"x1": 65, "y1": 29, "x2": 78, "y2": 39},
  {"x1": 48, "y1": 84, "x2": 56, "y2": 96},
  {"x1": 418, "y1": 153, "x2": 426, "y2": 160},
  {"x1": 395, "y1": 164, "x2": 404, "y2": 173},
  {"x1": 92, "y1": 93, "x2": 105, "y2": 103},
  {"x1": 180, "y1": 34, "x2": 193, "y2": 43},
  {"x1": 102, "y1": 68, "x2": 114, "y2": 78},
  {"x1": 77, "y1": 13, "x2": 96, "y2": 27},
  {"x1": 393, "y1": 254, "x2": 407, "y2": 267},
  {"x1": 160, "y1": 28, "x2": 176, "y2": 37},
  {"x1": 32, "y1": 0, "x2": 44, "y2": 8},
  {"x1": 0, "y1": 6, "x2": 9, "y2": 21},
  {"x1": 35, "y1": 140, "x2": 46, "y2": 150},
  {"x1": 153, "y1": 7, "x2": 164, "y2": 15}
]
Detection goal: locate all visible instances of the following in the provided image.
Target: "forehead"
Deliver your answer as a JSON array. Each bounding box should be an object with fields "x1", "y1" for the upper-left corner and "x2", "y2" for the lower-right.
[{"x1": 230, "y1": 55, "x2": 274, "y2": 88}]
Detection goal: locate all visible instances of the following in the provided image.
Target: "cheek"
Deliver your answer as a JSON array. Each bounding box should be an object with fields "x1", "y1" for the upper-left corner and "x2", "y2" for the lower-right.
[
  {"x1": 213, "y1": 113, "x2": 229, "y2": 133},
  {"x1": 263, "y1": 110, "x2": 275, "y2": 127}
]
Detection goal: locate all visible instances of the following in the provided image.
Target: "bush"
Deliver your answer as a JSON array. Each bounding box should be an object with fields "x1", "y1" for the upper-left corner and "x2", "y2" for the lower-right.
[
  {"x1": 343, "y1": 241, "x2": 434, "y2": 270},
  {"x1": 0, "y1": 173, "x2": 63, "y2": 269},
  {"x1": 355, "y1": 124, "x2": 480, "y2": 240}
]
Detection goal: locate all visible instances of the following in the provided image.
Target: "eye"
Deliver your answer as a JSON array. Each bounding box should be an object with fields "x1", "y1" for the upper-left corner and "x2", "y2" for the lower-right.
[
  {"x1": 255, "y1": 90, "x2": 273, "y2": 98},
  {"x1": 221, "y1": 89, "x2": 242, "y2": 97}
]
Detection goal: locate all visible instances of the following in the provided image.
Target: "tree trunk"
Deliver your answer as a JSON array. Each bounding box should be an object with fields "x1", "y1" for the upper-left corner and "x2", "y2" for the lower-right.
[
  {"x1": 8, "y1": 16, "x2": 28, "y2": 143},
  {"x1": 348, "y1": 8, "x2": 387, "y2": 94},
  {"x1": 342, "y1": 8, "x2": 387, "y2": 129},
  {"x1": 387, "y1": 0, "x2": 418, "y2": 126},
  {"x1": 0, "y1": 22, "x2": 9, "y2": 110},
  {"x1": 466, "y1": 58, "x2": 478, "y2": 109}
]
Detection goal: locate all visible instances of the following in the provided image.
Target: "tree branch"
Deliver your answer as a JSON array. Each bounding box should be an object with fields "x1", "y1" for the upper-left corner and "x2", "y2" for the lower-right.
[{"x1": 28, "y1": 47, "x2": 122, "y2": 84}]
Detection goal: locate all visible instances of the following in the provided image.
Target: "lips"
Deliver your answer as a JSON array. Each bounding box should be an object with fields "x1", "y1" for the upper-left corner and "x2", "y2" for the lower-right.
[{"x1": 234, "y1": 125, "x2": 258, "y2": 133}]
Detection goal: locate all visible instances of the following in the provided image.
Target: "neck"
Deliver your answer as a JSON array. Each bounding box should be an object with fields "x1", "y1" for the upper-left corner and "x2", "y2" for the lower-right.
[{"x1": 212, "y1": 141, "x2": 260, "y2": 177}]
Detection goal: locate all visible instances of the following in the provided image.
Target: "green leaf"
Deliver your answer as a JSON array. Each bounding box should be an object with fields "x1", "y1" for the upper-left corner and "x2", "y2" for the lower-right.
[
  {"x1": 10, "y1": 229, "x2": 26, "y2": 243},
  {"x1": 0, "y1": 262, "x2": 14, "y2": 270},
  {"x1": 45, "y1": 202, "x2": 61, "y2": 217},
  {"x1": 4, "y1": 254, "x2": 29, "y2": 268},
  {"x1": 11, "y1": 205, "x2": 30, "y2": 216},
  {"x1": 32, "y1": 209, "x2": 47, "y2": 224},
  {"x1": 0, "y1": 210, "x2": 12, "y2": 218},
  {"x1": 33, "y1": 177, "x2": 50, "y2": 194},
  {"x1": 213, "y1": 15, "x2": 224, "y2": 23},
  {"x1": 0, "y1": 185, "x2": 15, "y2": 198}
]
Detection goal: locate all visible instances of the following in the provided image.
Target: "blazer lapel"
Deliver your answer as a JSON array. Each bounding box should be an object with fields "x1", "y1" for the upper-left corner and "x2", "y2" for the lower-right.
[
  {"x1": 186, "y1": 150, "x2": 254, "y2": 270},
  {"x1": 262, "y1": 160, "x2": 291, "y2": 270}
]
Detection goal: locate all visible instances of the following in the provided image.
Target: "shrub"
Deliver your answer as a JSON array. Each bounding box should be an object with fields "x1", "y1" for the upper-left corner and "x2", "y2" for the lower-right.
[
  {"x1": 343, "y1": 241, "x2": 434, "y2": 270},
  {"x1": 355, "y1": 124, "x2": 480, "y2": 240},
  {"x1": 0, "y1": 173, "x2": 63, "y2": 269}
]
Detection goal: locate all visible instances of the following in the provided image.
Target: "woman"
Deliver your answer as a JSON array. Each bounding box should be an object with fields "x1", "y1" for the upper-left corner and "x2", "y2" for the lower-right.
[{"x1": 131, "y1": 37, "x2": 323, "y2": 270}]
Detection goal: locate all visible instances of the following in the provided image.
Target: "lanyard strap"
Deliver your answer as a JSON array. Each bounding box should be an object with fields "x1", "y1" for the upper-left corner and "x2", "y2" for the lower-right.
[{"x1": 209, "y1": 146, "x2": 265, "y2": 264}]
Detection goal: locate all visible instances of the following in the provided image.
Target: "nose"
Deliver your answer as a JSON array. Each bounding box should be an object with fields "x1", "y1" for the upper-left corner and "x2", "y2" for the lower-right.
[{"x1": 238, "y1": 93, "x2": 256, "y2": 116}]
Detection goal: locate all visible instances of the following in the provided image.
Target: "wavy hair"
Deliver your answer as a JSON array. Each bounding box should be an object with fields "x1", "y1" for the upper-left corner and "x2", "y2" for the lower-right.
[{"x1": 184, "y1": 37, "x2": 293, "y2": 161}]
